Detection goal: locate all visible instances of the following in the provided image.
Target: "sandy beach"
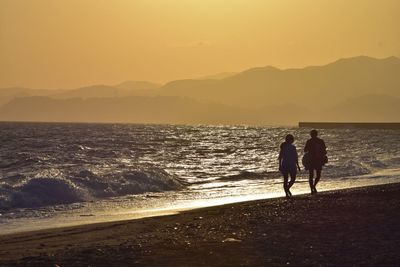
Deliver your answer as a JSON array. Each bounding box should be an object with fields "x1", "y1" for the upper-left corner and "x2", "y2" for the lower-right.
[{"x1": 1, "y1": 183, "x2": 399, "y2": 266}]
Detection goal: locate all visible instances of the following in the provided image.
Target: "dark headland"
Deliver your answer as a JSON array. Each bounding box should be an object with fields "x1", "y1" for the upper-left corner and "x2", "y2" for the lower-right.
[
  {"x1": 299, "y1": 122, "x2": 400, "y2": 129},
  {"x1": 1, "y1": 183, "x2": 400, "y2": 266}
]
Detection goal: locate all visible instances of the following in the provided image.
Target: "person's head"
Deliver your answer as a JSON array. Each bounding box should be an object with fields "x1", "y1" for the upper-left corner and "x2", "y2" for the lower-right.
[
  {"x1": 285, "y1": 134, "x2": 294, "y2": 144},
  {"x1": 310, "y1": 129, "x2": 318, "y2": 138}
]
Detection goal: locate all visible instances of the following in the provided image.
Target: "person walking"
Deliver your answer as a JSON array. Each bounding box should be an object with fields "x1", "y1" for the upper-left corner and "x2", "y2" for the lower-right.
[
  {"x1": 304, "y1": 129, "x2": 327, "y2": 194},
  {"x1": 278, "y1": 134, "x2": 301, "y2": 197}
]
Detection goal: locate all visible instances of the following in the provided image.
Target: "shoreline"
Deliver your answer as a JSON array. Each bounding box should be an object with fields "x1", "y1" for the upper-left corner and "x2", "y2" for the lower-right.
[
  {"x1": 1, "y1": 177, "x2": 399, "y2": 236},
  {"x1": 1, "y1": 183, "x2": 400, "y2": 266}
]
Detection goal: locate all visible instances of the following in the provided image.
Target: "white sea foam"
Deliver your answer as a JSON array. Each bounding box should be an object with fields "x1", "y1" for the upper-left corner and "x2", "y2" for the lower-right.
[{"x1": 0, "y1": 122, "x2": 399, "y2": 213}]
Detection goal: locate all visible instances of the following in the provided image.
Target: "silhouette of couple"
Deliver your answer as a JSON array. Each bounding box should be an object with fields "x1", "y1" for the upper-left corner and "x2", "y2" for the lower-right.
[{"x1": 278, "y1": 129, "x2": 327, "y2": 197}]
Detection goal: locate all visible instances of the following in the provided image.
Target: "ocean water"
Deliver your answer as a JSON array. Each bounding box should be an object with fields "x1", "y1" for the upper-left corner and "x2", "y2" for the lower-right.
[{"x1": 1, "y1": 122, "x2": 400, "y2": 234}]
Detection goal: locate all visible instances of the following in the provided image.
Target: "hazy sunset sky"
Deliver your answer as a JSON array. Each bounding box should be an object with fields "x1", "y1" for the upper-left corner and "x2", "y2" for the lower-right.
[{"x1": 1, "y1": 0, "x2": 399, "y2": 89}]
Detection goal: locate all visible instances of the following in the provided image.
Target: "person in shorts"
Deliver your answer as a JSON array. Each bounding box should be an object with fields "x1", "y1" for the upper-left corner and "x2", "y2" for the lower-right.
[{"x1": 278, "y1": 134, "x2": 301, "y2": 197}]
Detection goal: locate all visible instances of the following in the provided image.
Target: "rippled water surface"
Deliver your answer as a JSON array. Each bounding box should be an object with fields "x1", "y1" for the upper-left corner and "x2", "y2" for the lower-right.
[{"x1": 1, "y1": 122, "x2": 400, "y2": 233}]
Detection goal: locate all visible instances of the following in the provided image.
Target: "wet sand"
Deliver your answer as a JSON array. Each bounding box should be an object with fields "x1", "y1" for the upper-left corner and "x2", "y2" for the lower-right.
[{"x1": 1, "y1": 183, "x2": 400, "y2": 266}]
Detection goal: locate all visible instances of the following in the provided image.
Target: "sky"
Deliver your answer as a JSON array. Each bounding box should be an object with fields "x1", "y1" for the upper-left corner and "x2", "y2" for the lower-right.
[{"x1": 0, "y1": 0, "x2": 399, "y2": 89}]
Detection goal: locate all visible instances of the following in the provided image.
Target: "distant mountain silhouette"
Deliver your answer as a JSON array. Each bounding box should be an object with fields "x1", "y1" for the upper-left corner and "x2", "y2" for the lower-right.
[
  {"x1": 322, "y1": 94, "x2": 400, "y2": 122},
  {"x1": 54, "y1": 83, "x2": 163, "y2": 99},
  {"x1": 0, "y1": 93, "x2": 398, "y2": 125},
  {"x1": 53, "y1": 85, "x2": 121, "y2": 99},
  {"x1": 198, "y1": 72, "x2": 238, "y2": 80},
  {"x1": 0, "y1": 87, "x2": 58, "y2": 106},
  {"x1": 0, "y1": 96, "x2": 314, "y2": 125},
  {"x1": 0, "y1": 80, "x2": 161, "y2": 103},
  {"x1": 1, "y1": 56, "x2": 399, "y2": 125},
  {"x1": 0, "y1": 96, "x2": 250, "y2": 124},
  {"x1": 153, "y1": 56, "x2": 400, "y2": 110},
  {"x1": 113, "y1": 81, "x2": 161, "y2": 90}
]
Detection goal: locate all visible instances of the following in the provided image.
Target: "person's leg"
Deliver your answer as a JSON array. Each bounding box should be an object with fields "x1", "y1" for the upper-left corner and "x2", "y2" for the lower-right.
[
  {"x1": 283, "y1": 172, "x2": 290, "y2": 197},
  {"x1": 314, "y1": 168, "x2": 322, "y2": 192},
  {"x1": 308, "y1": 168, "x2": 314, "y2": 193},
  {"x1": 287, "y1": 171, "x2": 296, "y2": 197},
  {"x1": 288, "y1": 171, "x2": 296, "y2": 189}
]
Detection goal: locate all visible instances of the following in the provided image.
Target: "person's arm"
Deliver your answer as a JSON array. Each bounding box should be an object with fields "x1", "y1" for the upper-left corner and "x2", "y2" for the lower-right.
[
  {"x1": 295, "y1": 148, "x2": 301, "y2": 171},
  {"x1": 321, "y1": 140, "x2": 327, "y2": 155},
  {"x1": 278, "y1": 144, "x2": 283, "y2": 170},
  {"x1": 278, "y1": 152, "x2": 282, "y2": 169},
  {"x1": 304, "y1": 140, "x2": 310, "y2": 153}
]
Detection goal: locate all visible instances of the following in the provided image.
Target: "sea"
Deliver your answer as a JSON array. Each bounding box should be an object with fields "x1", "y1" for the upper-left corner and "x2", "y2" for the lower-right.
[{"x1": 1, "y1": 122, "x2": 400, "y2": 234}]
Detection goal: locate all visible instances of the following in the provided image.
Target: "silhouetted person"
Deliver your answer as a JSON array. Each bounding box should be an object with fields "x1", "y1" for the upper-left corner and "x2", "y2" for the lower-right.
[
  {"x1": 304, "y1": 129, "x2": 327, "y2": 194},
  {"x1": 278, "y1": 134, "x2": 301, "y2": 197}
]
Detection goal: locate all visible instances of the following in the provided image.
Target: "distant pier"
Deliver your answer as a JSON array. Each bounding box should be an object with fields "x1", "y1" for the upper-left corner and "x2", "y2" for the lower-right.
[{"x1": 299, "y1": 122, "x2": 400, "y2": 129}]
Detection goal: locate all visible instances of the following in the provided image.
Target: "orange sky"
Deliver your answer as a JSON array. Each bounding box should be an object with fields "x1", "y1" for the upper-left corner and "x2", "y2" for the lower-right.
[{"x1": 1, "y1": 0, "x2": 399, "y2": 89}]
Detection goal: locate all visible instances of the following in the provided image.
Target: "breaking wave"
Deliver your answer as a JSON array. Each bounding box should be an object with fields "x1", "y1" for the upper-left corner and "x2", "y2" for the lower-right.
[
  {"x1": 1, "y1": 122, "x2": 400, "y2": 212},
  {"x1": 0, "y1": 167, "x2": 184, "y2": 210}
]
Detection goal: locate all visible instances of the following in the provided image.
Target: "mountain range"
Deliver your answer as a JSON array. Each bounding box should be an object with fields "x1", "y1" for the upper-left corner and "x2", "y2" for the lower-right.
[
  {"x1": 1, "y1": 56, "x2": 399, "y2": 125},
  {"x1": 153, "y1": 56, "x2": 400, "y2": 109}
]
